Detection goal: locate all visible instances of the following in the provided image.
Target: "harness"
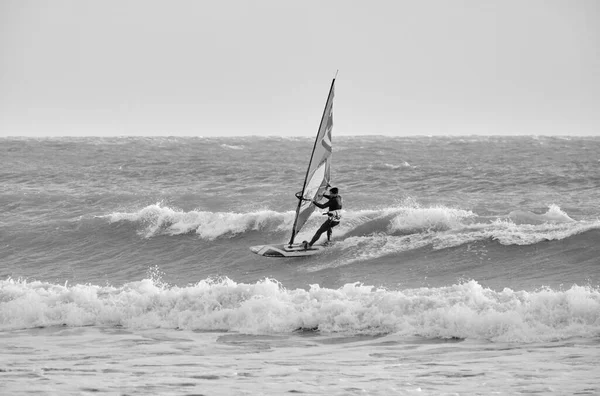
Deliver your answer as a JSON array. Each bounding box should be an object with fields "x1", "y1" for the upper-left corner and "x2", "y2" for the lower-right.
[{"x1": 327, "y1": 210, "x2": 342, "y2": 221}]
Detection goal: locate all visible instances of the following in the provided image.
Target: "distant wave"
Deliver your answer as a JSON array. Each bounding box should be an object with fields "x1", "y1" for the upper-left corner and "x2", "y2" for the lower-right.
[
  {"x1": 508, "y1": 204, "x2": 575, "y2": 225},
  {"x1": 371, "y1": 162, "x2": 414, "y2": 170},
  {"x1": 1, "y1": 277, "x2": 598, "y2": 343}
]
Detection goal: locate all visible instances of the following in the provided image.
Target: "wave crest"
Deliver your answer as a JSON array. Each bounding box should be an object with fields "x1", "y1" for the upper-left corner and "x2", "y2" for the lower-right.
[{"x1": 509, "y1": 204, "x2": 575, "y2": 225}]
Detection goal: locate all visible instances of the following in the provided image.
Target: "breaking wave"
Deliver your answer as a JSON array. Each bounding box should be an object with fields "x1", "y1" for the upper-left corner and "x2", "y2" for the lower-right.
[{"x1": 1, "y1": 277, "x2": 598, "y2": 343}]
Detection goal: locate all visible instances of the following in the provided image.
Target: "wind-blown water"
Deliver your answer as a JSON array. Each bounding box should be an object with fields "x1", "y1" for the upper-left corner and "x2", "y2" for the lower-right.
[{"x1": 1, "y1": 136, "x2": 599, "y2": 395}]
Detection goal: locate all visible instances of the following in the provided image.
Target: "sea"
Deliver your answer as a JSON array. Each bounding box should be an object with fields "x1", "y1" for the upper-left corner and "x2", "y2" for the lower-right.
[{"x1": 1, "y1": 135, "x2": 599, "y2": 395}]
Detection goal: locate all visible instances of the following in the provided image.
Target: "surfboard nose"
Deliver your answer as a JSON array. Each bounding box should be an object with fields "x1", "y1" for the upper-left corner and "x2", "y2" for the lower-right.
[{"x1": 249, "y1": 245, "x2": 261, "y2": 254}]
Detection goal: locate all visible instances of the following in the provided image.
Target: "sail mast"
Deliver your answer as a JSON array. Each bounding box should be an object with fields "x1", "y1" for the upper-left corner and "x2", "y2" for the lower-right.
[{"x1": 288, "y1": 77, "x2": 336, "y2": 245}]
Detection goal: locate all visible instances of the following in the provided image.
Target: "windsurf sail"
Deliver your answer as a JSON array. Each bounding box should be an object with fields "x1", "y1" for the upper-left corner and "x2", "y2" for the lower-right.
[{"x1": 288, "y1": 77, "x2": 335, "y2": 245}]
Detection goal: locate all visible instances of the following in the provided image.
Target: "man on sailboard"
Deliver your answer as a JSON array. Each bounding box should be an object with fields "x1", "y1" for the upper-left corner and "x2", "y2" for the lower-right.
[{"x1": 302, "y1": 187, "x2": 342, "y2": 249}]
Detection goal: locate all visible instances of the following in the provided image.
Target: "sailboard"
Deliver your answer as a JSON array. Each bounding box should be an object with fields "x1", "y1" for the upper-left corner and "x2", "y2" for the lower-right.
[{"x1": 250, "y1": 76, "x2": 336, "y2": 258}]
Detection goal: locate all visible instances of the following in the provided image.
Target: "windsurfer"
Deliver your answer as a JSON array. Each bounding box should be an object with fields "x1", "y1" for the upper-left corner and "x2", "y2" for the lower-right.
[{"x1": 302, "y1": 187, "x2": 342, "y2": 249}]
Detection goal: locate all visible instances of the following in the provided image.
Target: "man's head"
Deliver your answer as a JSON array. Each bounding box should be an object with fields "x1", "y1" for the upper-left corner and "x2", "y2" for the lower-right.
[{"x1": 329, "y1": 187, "x2": 339, "y2": 194}]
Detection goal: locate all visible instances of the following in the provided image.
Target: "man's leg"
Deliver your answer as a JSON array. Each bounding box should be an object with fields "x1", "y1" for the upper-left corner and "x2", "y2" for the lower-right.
[
  {"x1": 326, "y1": 220, "x2": 339, "y2": 242},
  {"x1": 309, "y1": 220, "x2": 330, "y2": 246}
]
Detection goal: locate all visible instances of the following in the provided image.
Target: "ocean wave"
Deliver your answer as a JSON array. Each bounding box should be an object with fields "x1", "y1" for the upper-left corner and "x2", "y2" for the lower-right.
[
  {"x1": 340, "y1": 204, "x2": 598, "y2": 258},
  {"x1": 1, "y1": 277, "x2": 598, "y2": 343},
  {"x1": 324, "y1": 221, "x2": 600, "y2": 268},
  {"x1": 104, "y1": 203, "x2": 291, "y2": 239},
  {"x1": 508, "y1": 204, "x2": 575, "y2": 225},
  {"x1": 387, "y1": 205, "x2": 475, "y2": 234},
  {"x1": 101, "y1": 203, "x2": 600, "y2": 252},
  {"x1": 101, "y1": 202, "x2": 477, "y2": 239}
]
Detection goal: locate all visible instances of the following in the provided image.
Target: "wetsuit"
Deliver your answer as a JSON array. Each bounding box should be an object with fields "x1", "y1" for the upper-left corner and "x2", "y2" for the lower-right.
[{"x1": 307, "y1": 193, "x2": 342, "y2": 246}]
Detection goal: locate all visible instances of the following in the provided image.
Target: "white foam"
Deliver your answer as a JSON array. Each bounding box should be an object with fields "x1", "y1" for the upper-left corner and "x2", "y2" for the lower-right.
[
  {"x1": 388, "y1": 205, "x2": 476, "y2": 233},
  {"x1": 509, "y1": 204, "x2": 575, "y2": 225},
  {"x1": 382, "y1": 161, "x2": 413, "y2": 170},
  {"x1": 220, "y1": 144, "x2": 245, "y2": 150},
  {"x1": 1, "y1": 278, "x2": 598, "y2": 342}
]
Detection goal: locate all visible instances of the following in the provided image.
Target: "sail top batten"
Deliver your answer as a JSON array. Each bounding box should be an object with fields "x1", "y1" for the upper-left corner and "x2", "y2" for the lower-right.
[{"x1": 288, "y1": 78, "x2": 335, "y2": 245}]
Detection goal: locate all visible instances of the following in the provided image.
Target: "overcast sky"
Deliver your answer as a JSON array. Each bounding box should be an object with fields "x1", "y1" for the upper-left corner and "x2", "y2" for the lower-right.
[{"x1": 1, "y1": 0, "x2": 598, "y2": 137}]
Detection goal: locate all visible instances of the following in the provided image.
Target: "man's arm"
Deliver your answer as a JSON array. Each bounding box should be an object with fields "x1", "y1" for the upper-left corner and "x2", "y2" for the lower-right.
[{"x1": 312, "y1": 200, "x2": 329, "y2": 209}]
